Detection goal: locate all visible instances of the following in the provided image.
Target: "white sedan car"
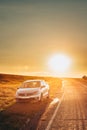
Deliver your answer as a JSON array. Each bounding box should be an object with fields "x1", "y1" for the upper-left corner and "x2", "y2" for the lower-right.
[{"x1": 15, "y1": 80, "x2": 49, "y2": 102}]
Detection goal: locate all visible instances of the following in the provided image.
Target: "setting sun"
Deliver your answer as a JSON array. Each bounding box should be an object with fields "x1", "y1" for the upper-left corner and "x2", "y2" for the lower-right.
[{"x1": 48, "y1": 54, "x2": 71, "y2": 73}]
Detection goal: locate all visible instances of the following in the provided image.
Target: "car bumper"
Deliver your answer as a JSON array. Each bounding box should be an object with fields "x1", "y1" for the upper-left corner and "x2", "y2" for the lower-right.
[{"x1": 15, "y1": 93, "x2": 40, "y2": 100}]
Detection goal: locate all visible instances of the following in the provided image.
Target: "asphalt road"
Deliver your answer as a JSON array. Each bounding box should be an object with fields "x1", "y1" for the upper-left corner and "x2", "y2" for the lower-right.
[{"x1": 46, "y1": 79, "x2": 87, "y2": 130}]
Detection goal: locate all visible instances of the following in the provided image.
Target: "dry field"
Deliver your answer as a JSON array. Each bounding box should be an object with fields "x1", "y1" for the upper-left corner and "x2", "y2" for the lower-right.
[{"x1": 0, "y1": 74, "x2": 62, "y2": 130}]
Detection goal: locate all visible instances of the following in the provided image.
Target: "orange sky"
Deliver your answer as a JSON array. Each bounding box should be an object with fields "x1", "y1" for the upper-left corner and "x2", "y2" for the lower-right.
[{"x1": 0, "y1": 0, "x2": 87, "y2": 77}]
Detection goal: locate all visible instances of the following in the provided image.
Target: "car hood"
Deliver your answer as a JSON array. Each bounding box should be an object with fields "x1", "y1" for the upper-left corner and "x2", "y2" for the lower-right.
[{"x1": 17, "y1": 88, "x2": 40, "y2": 94}]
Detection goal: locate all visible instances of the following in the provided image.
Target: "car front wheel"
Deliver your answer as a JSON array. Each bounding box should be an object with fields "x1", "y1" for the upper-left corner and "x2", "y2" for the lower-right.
[{"x1": 39, "y1": 93, "x2": 43, "y2": 102}]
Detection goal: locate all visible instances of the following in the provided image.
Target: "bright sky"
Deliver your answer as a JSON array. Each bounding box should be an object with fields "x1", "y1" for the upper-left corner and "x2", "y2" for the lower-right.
[{"x1": 0, "y1": 0, "x2": 87, "y2": 77}]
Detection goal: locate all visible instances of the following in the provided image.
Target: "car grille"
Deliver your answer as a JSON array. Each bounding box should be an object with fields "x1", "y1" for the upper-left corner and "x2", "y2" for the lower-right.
[
  {"x1": 19, "y1": 93, "x2": 34, "y2": 96},
  {"x1": 19, "y1": 93, "x2": 25, "y2": 96}
]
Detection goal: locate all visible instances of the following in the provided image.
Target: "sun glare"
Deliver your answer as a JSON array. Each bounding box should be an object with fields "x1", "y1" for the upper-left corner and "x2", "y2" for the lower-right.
[{"x1": 48, "y1": 54, "x2": 71, "y2": 73}]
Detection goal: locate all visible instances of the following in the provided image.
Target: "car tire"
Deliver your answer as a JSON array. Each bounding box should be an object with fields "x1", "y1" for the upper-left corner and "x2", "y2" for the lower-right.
[
  {"x1": 47, "y1": 91, "x2": 50, "y2": 98},
  {"x1": 39, "y1": 93, "x2": 43, "y2": 102}
]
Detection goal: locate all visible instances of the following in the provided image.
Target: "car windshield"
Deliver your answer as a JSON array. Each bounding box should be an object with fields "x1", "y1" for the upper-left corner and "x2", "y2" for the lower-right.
[{"x1": 21, "y1": 81, "x2": 41, "y2": 88}]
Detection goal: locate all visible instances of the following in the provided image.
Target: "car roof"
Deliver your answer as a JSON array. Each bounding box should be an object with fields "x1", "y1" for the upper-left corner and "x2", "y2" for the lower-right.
[{"x1": 23, "y1": 80, "x2": 45, "y2": 83}]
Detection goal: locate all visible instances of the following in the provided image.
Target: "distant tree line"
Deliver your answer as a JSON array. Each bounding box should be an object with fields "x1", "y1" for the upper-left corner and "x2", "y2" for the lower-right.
[{"x1": 82, "y1": 75, "x2": 87, "y2": 80}]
